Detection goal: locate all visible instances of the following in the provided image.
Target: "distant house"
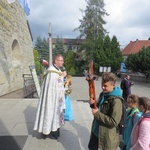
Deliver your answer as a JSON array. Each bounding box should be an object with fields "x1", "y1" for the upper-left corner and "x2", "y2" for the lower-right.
[
  {"x1": 122, "y1": 39, "x2": 150, "y2": 60},
  {"x1": 52, "y1": 38, "x2": 84, "y2": 52}
]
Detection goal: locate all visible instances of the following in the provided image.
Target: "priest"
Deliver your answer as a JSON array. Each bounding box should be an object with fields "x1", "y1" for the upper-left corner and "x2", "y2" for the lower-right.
[{"x1": 33, "y1": 54, "x2": 66, "y2": 139}]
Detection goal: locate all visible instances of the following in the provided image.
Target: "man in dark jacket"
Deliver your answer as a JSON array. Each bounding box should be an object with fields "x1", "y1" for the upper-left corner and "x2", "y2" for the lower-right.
[
  {"x1": 88, "y1": 72, "x2": 123, "y2": 150},
  {"x1": 120, "y1": 74, "x2": 134, "y2": 103}
]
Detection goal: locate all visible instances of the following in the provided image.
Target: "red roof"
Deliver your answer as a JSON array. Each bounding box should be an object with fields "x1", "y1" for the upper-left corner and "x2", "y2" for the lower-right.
[{"x1": 122, "y1": 40, "x2": 150, "y2": 56}]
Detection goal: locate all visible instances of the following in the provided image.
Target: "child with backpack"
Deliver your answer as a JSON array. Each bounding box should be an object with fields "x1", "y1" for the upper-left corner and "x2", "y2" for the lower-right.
[
  {"x1": 88, "y1": 72, "x2": 123, "y2": 150},
  {"x1": 130, "y1": 97, "x2": 150, "y2": 150},
  {"x1": 122, "y1": 94, "x2": 142, "y2": 150}
]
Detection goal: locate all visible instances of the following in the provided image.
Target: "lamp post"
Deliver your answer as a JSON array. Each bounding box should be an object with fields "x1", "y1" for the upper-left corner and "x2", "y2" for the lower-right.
[{"x1": 48, "y1": 22, "x2": 52, "y2": 66}]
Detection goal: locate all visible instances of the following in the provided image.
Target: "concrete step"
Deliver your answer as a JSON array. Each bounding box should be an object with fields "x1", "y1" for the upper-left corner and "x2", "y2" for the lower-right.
[{"x1": 60, "y1": 100, "x2": 92, "y2": 150}]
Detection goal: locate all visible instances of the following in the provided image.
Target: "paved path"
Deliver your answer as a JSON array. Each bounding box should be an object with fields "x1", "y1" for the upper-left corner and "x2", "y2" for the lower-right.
[
  {"x1": 0, "y1": 77, "x2": 149, "y2": 150},
  {"x1": 70, "y1": 77, "x2": 150, "y2": 101}
]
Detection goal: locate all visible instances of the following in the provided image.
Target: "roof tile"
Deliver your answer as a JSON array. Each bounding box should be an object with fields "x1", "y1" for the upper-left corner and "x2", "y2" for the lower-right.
[{"x1": 122, "y1": 40, "x2": 150, "y2": 56}]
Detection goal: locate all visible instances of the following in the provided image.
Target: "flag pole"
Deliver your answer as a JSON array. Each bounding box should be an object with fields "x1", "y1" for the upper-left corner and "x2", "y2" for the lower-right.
[{"x1": 48, "y1": 22, "x2": 52, "y2": 66}]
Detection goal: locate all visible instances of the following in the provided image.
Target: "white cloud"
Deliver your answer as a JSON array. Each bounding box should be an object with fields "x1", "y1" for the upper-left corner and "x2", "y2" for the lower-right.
[
  {"x1": 104, "y1": 0, "x2": 150, "y2": 47},
  {"x1": 28, "y1": 0, "x2": 86, "y2": 40},
  {"x1": 27, "y1": 0, "x2": 150, "y2": 48}
]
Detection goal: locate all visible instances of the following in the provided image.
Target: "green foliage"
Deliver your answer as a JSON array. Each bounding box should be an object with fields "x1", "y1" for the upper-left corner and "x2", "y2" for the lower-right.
[
  {"x1": 125, "y1": 53, "x2": 138, "y2": 71},
  {"x1": 33, "y1": 49, "x2": 39, "y2": 61},
  {"x1": 64, "y1": 50, "x2": 76, "y2": 75},
  {"x1": 74, "y1": 49, "x2": 87, "y2": 75},
  {"x1": 93, "y1": 35, "x2": 123, "y2": 74},
  {"x1": 103, "y1": 35, "x2": 111, "y2": 66},
  {"x1": 53, "y1": 36, "x2": 65, "y2": 58},
  {"x1": 76, "y1": 0, "x2": 107, "y2": 39},
  {"x1": 110, "y1": 36, "x2": 123, "y2": 72},
  {"x1": 125, "y1": 47, "x2": 150, "y2": 77},
  {"x1": 84, "y1": 37, "x2": 95, "y2": 60},
  {"x1": 93, "y1": 34, "x2": 105, "y2": 72},
  {"x1": 74, "y1": 0, "x2": 123, "y2": 75},
  {"x1": 67, "y1": 40, "x2": 73, "y2": 51},
  {"x1": 33, "y1": 49, "x2": 44, "y2": 75},
  {"x1": 74, "y1": 0, "x2": 124, "y2": 75},
  {"x1": 75, "y1": 0, "x2": 108, "y2": 61},
  {"x1": 34, "y1": 36, "x2": 49, "y2": 62},
  {"x1": 69, "y1": 67, "x2": 76, "y2": 76}
]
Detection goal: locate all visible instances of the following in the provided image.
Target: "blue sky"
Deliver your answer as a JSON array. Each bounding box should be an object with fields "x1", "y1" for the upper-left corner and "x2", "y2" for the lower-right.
[{"x1": 27, "y1": 0, "x2": 150, "y2": 48}]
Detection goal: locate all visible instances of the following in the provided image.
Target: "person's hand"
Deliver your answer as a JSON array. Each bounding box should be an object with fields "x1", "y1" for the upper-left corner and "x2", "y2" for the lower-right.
[
  {"x1": 62, "y1": 71, "x2": 67, "y2": 77},
  {"x1": 89, "y1": 98, "x2": 95, "y2": 104},
  {"x1": 92, "y1": 107, "x2": 98, "y2": 115},
  {"x1": 131, "y1": 82, "x2": 134, "y2": 85}
]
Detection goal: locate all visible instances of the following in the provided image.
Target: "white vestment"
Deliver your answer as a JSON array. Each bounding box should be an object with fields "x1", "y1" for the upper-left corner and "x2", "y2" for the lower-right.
[{"x1": 33, "y1": 66, "x2": 65, "y2": 135}]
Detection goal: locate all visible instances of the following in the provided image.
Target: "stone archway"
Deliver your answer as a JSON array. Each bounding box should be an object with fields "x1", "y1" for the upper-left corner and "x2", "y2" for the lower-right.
[
  {"x1": 11, "y1": 39, "x2": 23, "y2": 91},
  {"x1": 12, "y1": 39, "x2": 23, "y2": 64}
]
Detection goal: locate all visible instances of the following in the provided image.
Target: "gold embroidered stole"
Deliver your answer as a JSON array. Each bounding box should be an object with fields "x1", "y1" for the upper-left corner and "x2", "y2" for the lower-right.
[{"x1": 42, "y1": 70, "x2": 62, "y2": 78}]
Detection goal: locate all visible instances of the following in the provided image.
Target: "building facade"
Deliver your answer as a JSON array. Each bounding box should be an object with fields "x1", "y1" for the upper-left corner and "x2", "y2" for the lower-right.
[{"x1": 52, "y1": 38, "x2": 84, "y2": 52}]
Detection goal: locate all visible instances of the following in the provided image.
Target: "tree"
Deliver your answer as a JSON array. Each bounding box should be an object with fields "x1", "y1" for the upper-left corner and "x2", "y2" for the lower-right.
[
  {"x1": 110, "y1": 36, "x2": 123, "y2": 72},
  {"x1": 77, "y1": 0, "x2": 107, "y2": 40},
  {"x1": 74, "y1": 48, "x2": 87, "y2": 76},
  {"x1": 53, "y1": 36, "x2": 65, "y2": 58},
  {"x1": 34, "y1": 36, "x2": 49, "y2": 62},
  {"x1": 42, "y1": 38, "x2": 49, "y2": 61},
  {"x1": 93, "y1": 34, "x2": 106, "y2": 73},
  {"x1": 64, "y1": 50, "x2": 76, "y2": 75},
  {"x1": 125, "y1": 47, "x2": 150, "y2": 77},
  {"x1": 33, "y1": 49, "x2": 44, "y2": 75},
  {"x1": 103, "y1": 35, "x2": 111, "y2": 66},
  {"x1": 92, "y1": 35, "x2": 123, "y2": 74},
  {"x1": 67, "y1": 40, "x2": 73, "y2": 51},
  {"x1": 75, "y1": 0, "x2": 108, "y2": 60},
  {"x1": 137, "y1": 47, "x2": 150, "y2": 77}
]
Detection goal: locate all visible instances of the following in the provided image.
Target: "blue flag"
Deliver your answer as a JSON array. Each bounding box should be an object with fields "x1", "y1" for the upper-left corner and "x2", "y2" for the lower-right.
[{"x1": 18, "y1": 0, "x2": 30, "y2": 16}]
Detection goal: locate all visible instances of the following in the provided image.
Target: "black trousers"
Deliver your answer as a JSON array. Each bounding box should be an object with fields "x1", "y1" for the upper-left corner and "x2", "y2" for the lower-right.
[
  {"x1": 49, "y1": 128, "x2": 60, "y2": 139},
  {"x1": 88, "y1": 132, "x2": 98, "y2": 150}
]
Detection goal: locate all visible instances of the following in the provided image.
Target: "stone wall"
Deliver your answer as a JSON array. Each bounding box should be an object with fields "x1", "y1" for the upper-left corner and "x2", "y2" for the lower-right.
[{"x1": 0, "y1": 0, "x2": 34, "y2": 96}]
